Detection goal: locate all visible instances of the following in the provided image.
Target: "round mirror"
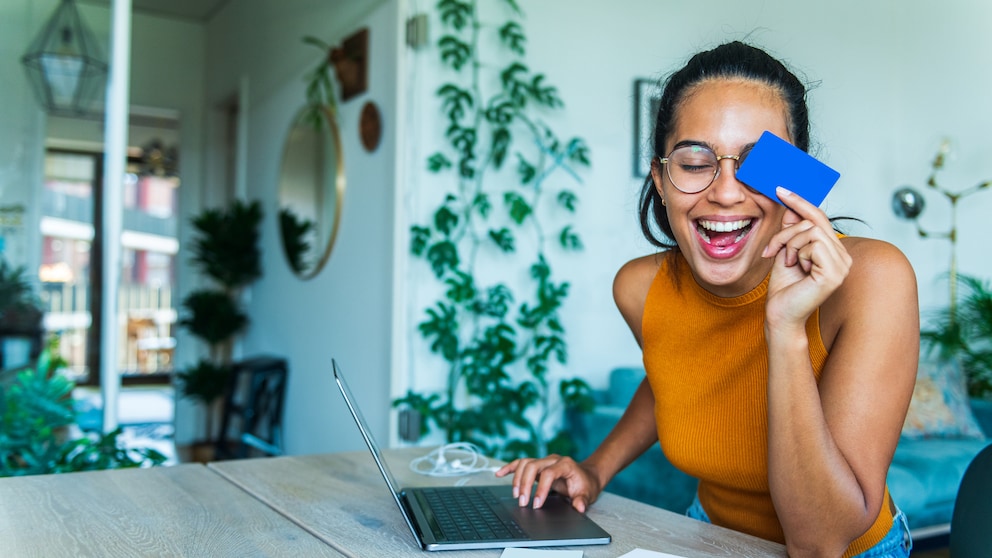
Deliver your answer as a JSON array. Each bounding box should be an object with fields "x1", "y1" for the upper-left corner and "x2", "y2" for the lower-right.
[{"x1": 277, "y1": 105, "x2": 345, "y2": 279}]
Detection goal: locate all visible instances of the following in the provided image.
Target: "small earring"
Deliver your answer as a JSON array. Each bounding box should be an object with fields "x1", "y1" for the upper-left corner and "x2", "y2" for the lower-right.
[{"x1": 661, "y1": 197, "x2": 666, "y2": 206}]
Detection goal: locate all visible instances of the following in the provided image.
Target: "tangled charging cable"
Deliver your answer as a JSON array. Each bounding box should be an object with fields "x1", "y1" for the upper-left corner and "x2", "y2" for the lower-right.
[{"x1": 409, "y1": 443, "x2": 501, "y2": 477}]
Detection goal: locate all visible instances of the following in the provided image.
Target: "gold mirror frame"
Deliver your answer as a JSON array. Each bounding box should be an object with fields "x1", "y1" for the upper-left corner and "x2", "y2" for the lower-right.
[{"x1": 277, "y1": 105, "x2": 345, "y2": 280}]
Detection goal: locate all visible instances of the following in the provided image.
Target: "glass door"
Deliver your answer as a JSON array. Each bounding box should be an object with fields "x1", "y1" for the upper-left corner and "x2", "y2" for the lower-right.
[{"x1": 40, "y1": 145, "x2": 179, "y2": 386}]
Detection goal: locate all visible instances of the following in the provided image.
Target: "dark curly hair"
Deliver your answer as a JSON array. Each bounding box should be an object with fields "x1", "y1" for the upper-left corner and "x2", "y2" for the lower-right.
[{"x1": 638, "y1": 41, "x2": 810, "y2": 248}]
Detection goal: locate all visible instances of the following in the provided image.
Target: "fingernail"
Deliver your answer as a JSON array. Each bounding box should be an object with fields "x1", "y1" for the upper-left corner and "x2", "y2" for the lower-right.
[
  {"x1": 518, "y1": 495, "x2": 526, "y2": 507},
  {"x1": 776, "y1": 186, "x2": 793, "y2": 196},
  {"x1": 761, "y1": 245, "x2": 770, "y2": 258},
  {"x1": 512, "y1": 486, "x2": 519, "y2": 498},
  {"x1": 533, "y1": 497, "x2": 542, "y2": 508}
]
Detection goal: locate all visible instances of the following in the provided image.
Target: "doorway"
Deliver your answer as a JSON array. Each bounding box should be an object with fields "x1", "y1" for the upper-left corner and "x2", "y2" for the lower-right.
[{"x1": 40, "y1": 112, "x2": 180, "y2": 388}]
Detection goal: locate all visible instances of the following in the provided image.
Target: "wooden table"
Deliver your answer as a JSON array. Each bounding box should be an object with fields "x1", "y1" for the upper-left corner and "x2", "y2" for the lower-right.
[
  {"x1": 209, "y1": 448, "x2": 787, "y2": 558},
  {"x1": 0, "y1": 463, "x2": 343, "y2": 557}
]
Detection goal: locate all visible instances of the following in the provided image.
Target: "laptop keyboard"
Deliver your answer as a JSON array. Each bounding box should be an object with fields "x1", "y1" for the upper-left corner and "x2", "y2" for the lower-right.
[{"x1": 420, "y1": 487, "x2": 527, "y2": 541}]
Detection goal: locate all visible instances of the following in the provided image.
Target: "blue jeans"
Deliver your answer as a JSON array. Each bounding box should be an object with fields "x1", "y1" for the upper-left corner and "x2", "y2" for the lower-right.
[{"x1": 686, "y1": 496, "x2": 912, "y2": 557}]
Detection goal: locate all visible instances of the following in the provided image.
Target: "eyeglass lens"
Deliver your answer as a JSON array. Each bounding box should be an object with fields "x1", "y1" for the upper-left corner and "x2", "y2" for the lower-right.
[{"x1": 666, "y1": 145, "x2": 749, "y2": 194}]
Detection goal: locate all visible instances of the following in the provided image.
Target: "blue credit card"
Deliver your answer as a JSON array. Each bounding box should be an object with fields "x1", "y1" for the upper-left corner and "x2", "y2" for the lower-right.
[{"x1": 736, "y1": 131, "x2": 840, "y2": 206}]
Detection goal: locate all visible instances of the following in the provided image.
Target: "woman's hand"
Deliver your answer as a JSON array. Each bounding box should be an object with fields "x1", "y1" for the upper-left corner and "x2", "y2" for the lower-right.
[
  {"x1": 494, "y1": 455, "x2": 602, "y2": 513},
  {"x1": 762, "y1": 186, "x2": 852, "y2": 329}
]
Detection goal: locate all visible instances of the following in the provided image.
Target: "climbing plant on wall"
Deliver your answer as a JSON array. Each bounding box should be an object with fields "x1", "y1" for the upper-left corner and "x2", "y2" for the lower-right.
[{"x1": 394, "y1": 0, "x2": 595, "y2": 460}]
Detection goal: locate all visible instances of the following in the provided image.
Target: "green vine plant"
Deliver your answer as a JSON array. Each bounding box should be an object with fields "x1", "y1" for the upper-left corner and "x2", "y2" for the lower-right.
[
  {"x1": 301, "y1": 35, "x2": 340, "y2": 129},
  {"x1": 394, "y1": 0, "x2": 595, "y2": 461}
]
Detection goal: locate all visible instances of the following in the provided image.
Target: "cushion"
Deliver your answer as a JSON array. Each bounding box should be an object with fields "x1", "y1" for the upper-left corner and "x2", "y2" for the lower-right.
[
  {"x1": 892, "y1": 438, "x2": 991, "y2": 505},
  {"x1": 902, "y1": 356, "x2": 986, "y2": 440},
  {"x1": 608, "y1": 367, "x2": 646, "y2": 406}
]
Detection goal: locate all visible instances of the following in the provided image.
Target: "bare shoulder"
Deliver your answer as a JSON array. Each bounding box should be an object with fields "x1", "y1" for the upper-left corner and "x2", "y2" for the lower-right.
[
  {"x1": 613, "y1": 252, "x2": 668, "y2": 346},
  {"x1": 840, "y1": 236, "x2": 916, "y2": 287},
  {"x1": 823, "y1": 237, "x2": 919, "y2": 344},
  {"x1": 613, "y1": 253, "x2": 665, "y2": 302}
]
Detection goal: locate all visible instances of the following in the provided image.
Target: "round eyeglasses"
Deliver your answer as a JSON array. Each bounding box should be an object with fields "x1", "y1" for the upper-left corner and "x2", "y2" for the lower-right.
[{"x1": 656, "y1": 144, "x2": 753, "y2": 194}]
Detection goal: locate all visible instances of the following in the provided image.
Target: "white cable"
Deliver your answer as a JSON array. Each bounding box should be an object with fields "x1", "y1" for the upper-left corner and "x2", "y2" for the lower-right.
[{"x1": 409, "y1": 443, "x2": 501, "y2": 477}]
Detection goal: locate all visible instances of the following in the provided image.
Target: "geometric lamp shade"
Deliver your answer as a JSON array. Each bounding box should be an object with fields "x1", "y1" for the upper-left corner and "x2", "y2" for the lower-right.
[{"x1": 21, "y1": 0, "x2": 108, "y2": 117}]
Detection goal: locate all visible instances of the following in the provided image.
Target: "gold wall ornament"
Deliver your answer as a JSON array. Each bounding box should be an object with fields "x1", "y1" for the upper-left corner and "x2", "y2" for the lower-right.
[{"x1": 892, "y1": 139, "x2": 991, "y2": 320}]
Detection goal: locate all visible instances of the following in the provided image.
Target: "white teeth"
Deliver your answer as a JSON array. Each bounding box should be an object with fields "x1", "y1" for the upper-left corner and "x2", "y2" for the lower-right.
[
  {"x1": 696, "y1": 219, "x2": 752, "y2": 244},
  {"x1": 697, "y1": 219, "x2": 751, "y2": 232}
]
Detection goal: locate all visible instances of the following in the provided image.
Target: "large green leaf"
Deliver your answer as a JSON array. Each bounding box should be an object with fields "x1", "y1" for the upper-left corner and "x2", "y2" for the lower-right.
[
  {"x1": 438, "y1": 35, "x2": 471, "y2": 70},
  {"x1": 498, "y1": 22, "x2": 526, "y2": 55},
  {"x1": 504, "y1": 192, "x2": 532, "y2": 225},
  {"x1": 438, "y1": 0, "x2": 472, "y2": 30},
  {"x1": 426, "y1": 240, "x2": 460, "y2": 278}
]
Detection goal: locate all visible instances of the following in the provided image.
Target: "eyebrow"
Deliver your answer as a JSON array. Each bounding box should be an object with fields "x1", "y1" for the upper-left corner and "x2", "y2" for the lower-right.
[{"x1": 669, "y1": 140, "x2": 758, "y2": 155}]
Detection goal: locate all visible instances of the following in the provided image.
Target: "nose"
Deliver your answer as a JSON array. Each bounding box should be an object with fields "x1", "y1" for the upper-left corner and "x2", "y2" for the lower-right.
[{"x1": 707, "y1": 157, "x2": 747, "y2": 205}]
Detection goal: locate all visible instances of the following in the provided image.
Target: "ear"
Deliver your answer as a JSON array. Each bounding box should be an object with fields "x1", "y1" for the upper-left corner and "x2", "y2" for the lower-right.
[{"x1": 650, "y1": 157, "x2": 666, "y2": 197}]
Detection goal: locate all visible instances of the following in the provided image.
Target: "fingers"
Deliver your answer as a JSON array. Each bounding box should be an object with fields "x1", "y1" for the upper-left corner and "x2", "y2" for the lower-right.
[
  {"x1": 764, "y1": 220, "x2": 816, "y2": 265},
  {"x1": 775, "y1": 187, "x2": 830, "y2": 227},
  {"x1": 495, "y1": 456, "x2": 552, "y2": 507},
  {"x1": 494, "y1": 455, "x2": 593, "y2": 511},
  {"x1": 762, "y1": 187, "x2": 834, "y2": 263}
]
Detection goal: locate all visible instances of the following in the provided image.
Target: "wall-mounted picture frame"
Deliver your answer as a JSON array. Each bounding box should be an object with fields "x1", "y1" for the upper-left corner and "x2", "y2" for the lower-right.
[{"x1": 634, "y1": 78, "x2": 660, "y2": 178}]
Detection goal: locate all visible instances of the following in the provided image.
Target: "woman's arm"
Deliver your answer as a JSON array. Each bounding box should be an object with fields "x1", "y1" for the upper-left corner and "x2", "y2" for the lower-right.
[
  {"x1": 496, "y1": 254, "x2": 664, "y2": 511},
  {"x1": 763, "y1": 189, "x2": 919, "y2": 556}
]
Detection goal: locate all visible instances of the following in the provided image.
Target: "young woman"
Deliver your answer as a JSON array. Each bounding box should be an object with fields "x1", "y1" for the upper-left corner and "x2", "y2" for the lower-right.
[{"x1": 496, "y1": 42, "x2": 919, "y2": 558}]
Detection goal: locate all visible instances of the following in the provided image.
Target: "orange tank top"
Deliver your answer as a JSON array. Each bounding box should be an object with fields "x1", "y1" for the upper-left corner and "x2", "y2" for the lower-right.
[{"x1": 641, "y1": 252, "x2": 893, "y2": 556}]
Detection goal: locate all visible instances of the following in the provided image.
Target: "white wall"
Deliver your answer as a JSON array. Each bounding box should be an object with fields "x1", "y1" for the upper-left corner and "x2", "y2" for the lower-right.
[
  {"x1": 0, "y1": 0, "x2": 56, "y2": 273},
  {"x1": 200, "y1": 0, "x2": 400, "y2": 453},
  {"x1": 398, "y1": 0, "x2": 992, "y2": 417}
]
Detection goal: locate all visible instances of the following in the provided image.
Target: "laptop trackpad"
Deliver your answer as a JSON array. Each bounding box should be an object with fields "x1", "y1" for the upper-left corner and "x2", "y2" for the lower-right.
[{"x1": 497, "y1": 490, "x2": 595, "y2": 537}]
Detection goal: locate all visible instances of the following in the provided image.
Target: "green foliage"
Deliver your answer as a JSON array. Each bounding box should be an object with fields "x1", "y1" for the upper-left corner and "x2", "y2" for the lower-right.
[
  {"x1": 175, "y1": 359, "x2": 230, "y2": 408},
  {"x1": 301, "y1": 35, "x2": 339, "y2": 128},
  {"x1": 0, "y1": 350, "x2": 165, "y2": 477},
  {"x1": 922, "y1": 274, "x2": 992, "y2": 399},
  {"x1": 279, "y1": 208, "x2": 315, "y2": 275},
  {"x1": 189, "y1": 199, "x2": 263, "y2": 291},
  {"x1": 395, "y1": 0, "x2": 595, "y2": 461},
  {"x1": 179, "y1": 200, "x2": 263, "y2": 441},
  {"x1": 0, "y1": 259, "x2": 43, "y2": 334},
  {"x1": 179, "y1": 290, "x2": 248, "y2": 346}
]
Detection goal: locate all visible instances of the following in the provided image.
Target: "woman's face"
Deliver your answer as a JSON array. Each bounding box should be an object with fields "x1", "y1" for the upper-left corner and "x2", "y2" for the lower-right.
[{"x1": 651, "y1": 77, "x2": 791, "y2": 297}]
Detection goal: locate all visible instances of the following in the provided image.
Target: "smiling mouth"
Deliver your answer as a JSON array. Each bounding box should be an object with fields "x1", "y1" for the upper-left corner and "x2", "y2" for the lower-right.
[{"x1": 696, "y1": 218, "x2": 753, "y2": 247}]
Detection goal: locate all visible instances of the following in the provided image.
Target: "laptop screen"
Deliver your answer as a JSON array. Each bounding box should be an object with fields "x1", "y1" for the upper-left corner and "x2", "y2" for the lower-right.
[{"x1": 333, "y1": 359, "x2": 405, "y2": 497}]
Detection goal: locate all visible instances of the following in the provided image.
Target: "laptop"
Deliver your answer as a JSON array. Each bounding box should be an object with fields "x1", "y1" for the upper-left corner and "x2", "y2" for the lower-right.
[{"x1": 333, "y1": 360, "x2": 612, "y2": 551}]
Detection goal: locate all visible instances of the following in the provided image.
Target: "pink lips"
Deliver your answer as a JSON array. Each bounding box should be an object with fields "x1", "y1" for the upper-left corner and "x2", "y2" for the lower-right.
[{"x1": 695, "y1": 219, "x2": 754, "y2": 259}]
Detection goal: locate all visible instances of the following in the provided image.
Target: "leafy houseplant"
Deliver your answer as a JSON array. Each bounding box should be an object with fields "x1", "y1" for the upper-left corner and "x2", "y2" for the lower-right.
[
  {"x1": 393, "y1": 0, "x2": 595, "y2": 460},
  {"x1": 922, "y1": 274, "x2": 992, "y2": 399},
  {"x1": 0, "y1": 260, "x2": 45, "y2": 366},
  {"x1": 176, "y1": 200, "x2": 263, "y2": 447},
  {"x1": 0, "y1": 347, "x2": 166, "y2": 476},
  {"x1": 893, "y1": 140, "x2": 992, "y2": 400}
]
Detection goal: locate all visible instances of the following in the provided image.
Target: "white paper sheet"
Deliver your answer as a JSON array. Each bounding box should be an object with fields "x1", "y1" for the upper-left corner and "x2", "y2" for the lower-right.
[
  {"x1": 499, "y1": 549, "x2": 584, "y2": 558},
  {"x1": 617, "y1": 549, "x2": 688, "y2": 558}
]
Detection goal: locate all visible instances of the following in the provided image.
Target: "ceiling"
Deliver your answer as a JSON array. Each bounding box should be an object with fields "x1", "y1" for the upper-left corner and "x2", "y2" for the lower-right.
[{"x1": 82, "y1": 0, "x2": 232, "y2": 22}]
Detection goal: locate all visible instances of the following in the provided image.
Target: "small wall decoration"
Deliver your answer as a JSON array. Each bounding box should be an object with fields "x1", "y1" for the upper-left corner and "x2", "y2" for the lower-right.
[
  {"x1": 331, "y1": 27, "x2": 369, "y2": 102},
  {"x1": 634, "y1": 78, "x2": 660, "y2": 178},
  {"x1": 359, "y1": 101, "x2": 382, "y2": 152}
]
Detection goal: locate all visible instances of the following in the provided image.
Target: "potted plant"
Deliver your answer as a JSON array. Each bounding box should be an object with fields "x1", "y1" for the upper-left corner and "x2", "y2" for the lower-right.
[
  {"x1": 1, "y1": 344, "x2": 166, "y2": 476},
  {"x1": 0, "y1": 259, "x2": 44, "y2": 369},
  {"x1": 922, "y1": 273, "x2": 992, "y2": 400},
  {"x1": 176, "y1": 199, "x2": 262, "y2": 460}
]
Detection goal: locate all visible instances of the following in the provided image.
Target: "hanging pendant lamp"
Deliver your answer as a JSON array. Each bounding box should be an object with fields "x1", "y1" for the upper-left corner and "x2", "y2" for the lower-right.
[{"x1": 21, "y1": 0, "x2": 108, "y2": 116}]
